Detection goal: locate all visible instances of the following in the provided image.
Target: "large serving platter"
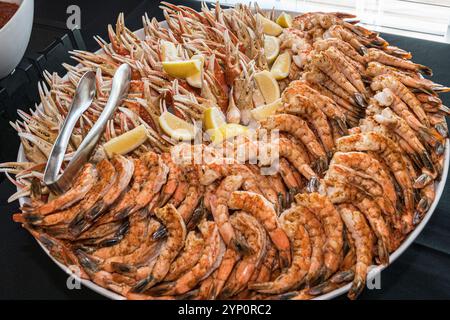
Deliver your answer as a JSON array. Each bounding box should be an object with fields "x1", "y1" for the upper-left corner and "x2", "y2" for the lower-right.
[{"x1": 16, "y1": 23, "x2": 450, "y2": 300}]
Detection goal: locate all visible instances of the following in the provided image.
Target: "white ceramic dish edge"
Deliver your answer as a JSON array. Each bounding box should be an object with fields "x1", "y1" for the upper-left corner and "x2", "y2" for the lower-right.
[{"x1": 16, "y1": 25, "x2": 450, "y2": 300}]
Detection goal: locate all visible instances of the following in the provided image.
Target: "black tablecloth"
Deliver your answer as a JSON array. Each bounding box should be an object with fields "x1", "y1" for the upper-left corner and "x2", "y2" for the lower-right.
[{"x1": 0, "y1": 0, "x2": 450, "y2": 300}]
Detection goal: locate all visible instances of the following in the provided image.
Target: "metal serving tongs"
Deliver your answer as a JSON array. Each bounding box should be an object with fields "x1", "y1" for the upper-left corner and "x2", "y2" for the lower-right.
[{"x1": 43, "y1": 64, "x2": 131, "y2": 195}]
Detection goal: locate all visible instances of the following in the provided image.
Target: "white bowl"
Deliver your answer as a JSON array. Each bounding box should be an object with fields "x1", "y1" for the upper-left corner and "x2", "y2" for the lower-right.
[{"x1": 0, "y1": 0, "x2": 34, "y2": 79}]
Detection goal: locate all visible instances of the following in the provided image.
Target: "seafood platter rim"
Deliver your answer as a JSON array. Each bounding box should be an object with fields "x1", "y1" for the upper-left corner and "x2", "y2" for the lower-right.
[{"x1": 15, "y1": 22, "x2": 450, "y2": 300}]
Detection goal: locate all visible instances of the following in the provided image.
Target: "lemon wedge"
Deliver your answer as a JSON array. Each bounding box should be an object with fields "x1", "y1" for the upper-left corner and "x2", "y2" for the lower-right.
[
  {"x1": 254, "y1": 70, "x2": 280, "y2": 104},
  {"x1": 250, "y1": 98, "x2": 283, "y2": 121},
  {"x1": 271, "y1": 51, "x2": 291, "y2": 80},
  {"x1": 186, "y1": 54, "x2": 205, "y2": 89},
  {"x1": 209, "y1": 124, "x2": 249, "y2": 144},
  {"x1": 203, "y1": 106, "x2": 226, "y2": 131},
  {"x1": 103, "y1": 125, "x2": 148, "y2": 158},
  {"x1": 256, "y1": 13, "x2": 283, "y2": 36},
  {"x1": 162, "y1": 59, "x2": 202, "y2": 79},
  {"x1": 264, "y1": 35, "x2": 280, "y2": 64},
  {"x1": 276, "y1": 12, "x2": 293, "y2": 28},
  {"x1": 159, "y1": 111, "x2": 197, "y2": 141},
  {"x1": 161, "y1": 40, "x2": 179, "y2": 62}
]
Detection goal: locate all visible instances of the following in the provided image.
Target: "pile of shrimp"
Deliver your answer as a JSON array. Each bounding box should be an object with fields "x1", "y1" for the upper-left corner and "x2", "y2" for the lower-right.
[{"x1": 1, "y1": 1, "x2": 449, "y2": 300}]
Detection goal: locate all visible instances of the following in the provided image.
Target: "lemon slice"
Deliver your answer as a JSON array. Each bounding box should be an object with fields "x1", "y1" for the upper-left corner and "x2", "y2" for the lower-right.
[
  {"x1": 103, "y1": 125, "x2": 148, "y2": 158},
  {"x1": 162, "y1": 59, "x2": 202, "y2": 79},
  {"x1": 209, "y1": 124, "x2": 249, "y2": 144},
  {"x1": 186, "y1": 54, "x2": 205, "y2": 89},
  {"x1": 203, "y1": 106, "x2": 226, "y2": 131},
  {"x1": 254, "y1": 70, "x2": 280, "y2": 104},
  {"x1": 159, "y1": 111, "x2": 197, "y2": 141},
  {"x1": 256, "y1": 13, "x2": 283, "y2": 36},
  {"x1": 161, "y1": 40, "x2": 179, "y2": 62},
  {"x1": 250, "y1": 98, "x2": 283, "y2": 121},
  {"x1": 271, "y1": 52, "x2": 291, "y2": 80},
  {"x1": 276, "y1": 12, "x2": 293, "y2": 28},
  {"x1": 264, "y1": 35, "x2": 280, "y2": 64}
]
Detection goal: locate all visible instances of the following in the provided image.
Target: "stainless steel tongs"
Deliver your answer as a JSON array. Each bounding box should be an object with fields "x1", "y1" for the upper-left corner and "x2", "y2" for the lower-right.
[{"x1": 43, "y1": 64, "x2": 131, "y2": 195}]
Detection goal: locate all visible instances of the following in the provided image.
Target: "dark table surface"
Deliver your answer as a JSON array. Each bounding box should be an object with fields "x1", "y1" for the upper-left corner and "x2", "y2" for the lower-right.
[{"x1": 0, "y1": 0, "x2": 450, "y2": 300}]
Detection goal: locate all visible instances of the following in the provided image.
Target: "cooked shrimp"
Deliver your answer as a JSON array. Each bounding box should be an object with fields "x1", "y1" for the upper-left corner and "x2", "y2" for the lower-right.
[
  {"x1": 168, "y1": 170, "x2": 189, "y2": 208},
  {"x1": 278, "y1": 28, "x2": 312, "y2": 71},
  {"x1": 247, "y1": 164, "x2": 281, "y2": 211},
  {"x1": 281, "y1": 80, "x2": 336, "y2": 155},
  {"x1": 260, "y1": 114, "x2": 327, "y2": 170},
  {"x1": 414, "y1": 182, "x2": 436, "y2": 225},
  {"x1": 25, "y1": 163, "x2": 97, "y2": 215},
  {"x1": 331, "y1": 151, "x2": 397, "y2": 209},
  {"x1": 365, "y1": 48, "x2": 432, "y2": 76},
  {"x1": 132, "y1": 152, "x2": 168, "y2": 214},
  {"x1": 198, "y1": 160, "x2": 261, "y2": 195},
  {"x1": 87, "y1": 215, "x2": 146, "y2": 259},
  {"x1": 336, "y1": 132, "x2": 415, "y2": 213},
  {"x1": 252, "y1": 242, "x2": 277, "y2": 284},
  {"x1": 304, "y1": 68, "x2": 362, "y2": 111},
  {"x1": 323, "y1": 180, "x2": 390, "y2": 264},
  {"x1": 158, "y1": 153, "x2": 181, "y2": 206},
  {"x1": 130, "y1": 204, "x2": 186, "y2": 292},
  {"x1": 294, "y1": 12, "x2": 371, "y2": 40},
  {"x1": 148, "y1": 221, "x2": 226, "y2": 296},
  {"x1": 27, "y1": 227, "x2": 87, "y2": 276},
  {"x1": 276, "y1": 137, "x2": 320, "y2": 192},
  {"x1": 285, "y1": 80, "x2": 348, "y2": 134},
  {"x1": 314, "y1": 38, "x2": 366, "y2": 65},
  {"x1": 371, "y1": 74, "x2": 429, "y2": 127},
  {"x1": 311, "y1": 51, "x2": 366, "y2": 107},
  {"x1": 337, "y1": 204, "x2": 374, "y2": 300},
  {"x1": 326, "y1": 163, "x2": 396, "y2": 215},
  {"x1": 278, "y1": 158, "x2": 302, "y2": 201},
  {"x1": 209, "y1": 248, "x2": 240, "y2": 299},
  {"x1": 249, "y1": 218, "x2": 310, "y2": 294},
  {"x1": 366, "y1": 62, "x2": 447, "y2": 93},
  {"x1": 374, "y1": 107, "x2": 434, "y2": 171},
  {"x1": 279, "y1": 205, "x2": 325, "y2": 285},
  {"x1": 228, "y1": 191, "x2": 291, "y2": 269},
  {"x1": 97, "y1": 219, "x2": 162, "y2": 271},
  {"x1": 307, "y1": 79, "x2": 365, "y2": 125},
  {"x1": 323, "y1": 24, "x2": 367, "y2": 55},
  {"x1": 429, "y1": 113, "x2": 448, "y2": 137},
  {"x1": 374, "y1": 88, "x2": 442, "y2": 151},
  {"x1": 72, "y1": 159, "x2": 116, "y2": 219},
  {"x1": 210, "y1": 175, "x2": 251, "y2": 253},
  {"x1": 102, "y1": 158, "x2": 148, "y2": 222},
  {"x1": 68, "y1": 155, "x2": 134, "y2": 236},
  {"x1": 221, "y1": 212, "x2": 268, "y2": 297},
  {"x1": 164, "y1": 230, "x2": 204, "y2": 282},
  {"x1": 324, "y1": 47, "x2": 367, "y2": 96},
  {"x1": 177, "y1": 181, "x2": 204, "y2": 222},
  {"x1": 267, "y1": 173, "x2": 288, "y2": 210},
  {"x1": 153, "y1": 168, "x2": 203, "y2": 239},
  {"x1": 72, "y1": 219, "x2": 126, "y2": 245},
  {"x1": 294, "y1": 192, "x2": 344, "y2": 279}
]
